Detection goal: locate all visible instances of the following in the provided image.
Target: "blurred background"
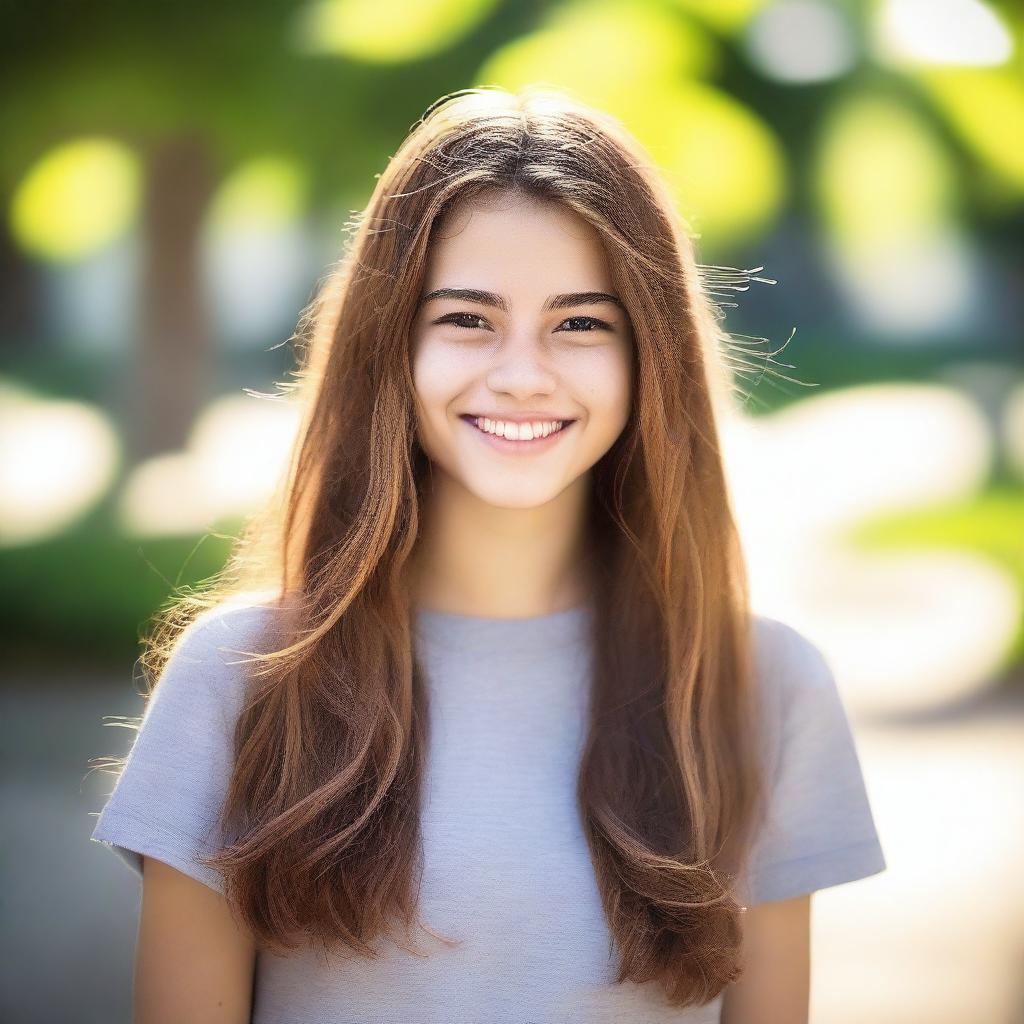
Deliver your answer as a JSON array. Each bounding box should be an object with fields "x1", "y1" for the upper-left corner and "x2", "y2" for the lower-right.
[{"x1": 2, "y1": 0, "x2": 1022, "y2": 1021}]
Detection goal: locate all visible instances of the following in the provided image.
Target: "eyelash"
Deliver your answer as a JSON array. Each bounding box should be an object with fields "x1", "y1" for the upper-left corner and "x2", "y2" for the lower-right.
[{"x1": 433, "y1": 312, "x2": 613, "y2": 333}]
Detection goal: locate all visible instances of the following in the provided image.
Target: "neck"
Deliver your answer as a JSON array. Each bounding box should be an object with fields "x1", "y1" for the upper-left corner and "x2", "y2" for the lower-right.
[{"x1": 408, "y1": 472, "x2": 594, "y2": 619}]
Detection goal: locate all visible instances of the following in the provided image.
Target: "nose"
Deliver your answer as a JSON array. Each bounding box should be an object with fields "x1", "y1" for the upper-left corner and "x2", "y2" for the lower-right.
[{"x1": 484, "y1": 333, "x2": 559, "y2": 399}]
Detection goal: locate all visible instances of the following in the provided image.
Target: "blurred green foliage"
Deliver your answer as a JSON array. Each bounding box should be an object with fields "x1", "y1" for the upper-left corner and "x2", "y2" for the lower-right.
[
  {"x1": 850, "y1": 484, "x2": 1024, "y2": 666},
  {"x1": 2, "y1": 0, "x2": 1022, "y2": 673}
]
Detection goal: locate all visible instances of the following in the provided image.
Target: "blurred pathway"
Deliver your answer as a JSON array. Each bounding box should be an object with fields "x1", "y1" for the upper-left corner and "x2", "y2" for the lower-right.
[{"x1": 811, "y1": 673, "x2": 1024, "y2": 1023}]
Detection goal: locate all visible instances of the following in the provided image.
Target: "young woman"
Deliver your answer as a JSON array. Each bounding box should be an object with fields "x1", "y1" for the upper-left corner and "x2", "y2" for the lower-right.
[{"x1": 89, "y1": 86, "x2": 886, "y2": 1023}]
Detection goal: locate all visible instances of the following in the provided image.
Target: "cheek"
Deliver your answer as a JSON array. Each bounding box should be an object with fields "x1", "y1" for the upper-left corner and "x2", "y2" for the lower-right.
[
  {"x1": 411, "y1": 339, "x2": 460, "y2": 420},
  {"x1": 410, "y1": 339, "x2": 480, "y2": 464},
  {"x1": 580, "y1": 345, "x2": 633, "y2": 428}
]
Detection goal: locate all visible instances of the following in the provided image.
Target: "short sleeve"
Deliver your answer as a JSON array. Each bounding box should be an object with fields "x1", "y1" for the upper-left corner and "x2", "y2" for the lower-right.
[
  {"x1": 88, "y1": 602, "x2": 274, "y2": 894},
  {"x1": 739, "y1": 617, "x2": 887, "y2": 905}
]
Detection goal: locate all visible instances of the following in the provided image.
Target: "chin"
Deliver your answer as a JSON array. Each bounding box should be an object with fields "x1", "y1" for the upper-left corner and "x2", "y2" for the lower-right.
[{"x1": 464, "y1": 480, "x2": 568, "y2": 510}]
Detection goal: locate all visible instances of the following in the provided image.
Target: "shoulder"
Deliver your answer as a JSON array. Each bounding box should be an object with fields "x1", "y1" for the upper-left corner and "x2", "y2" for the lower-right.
[
  {"x1": 748, "y1": 613, "x2": 845, "y2": 763},
  {"x1": 740, "y1": 615, "x2": 887, "y2": 902},
  {"x1": 750, "y1": 613, "x2": 835, "y2": 700},
  {"x1": 150, "y1": 599, "x2": 284, "y2": 716},
  {"x1": 172, "y1": 599, "x2": 282, "y2": 662}
]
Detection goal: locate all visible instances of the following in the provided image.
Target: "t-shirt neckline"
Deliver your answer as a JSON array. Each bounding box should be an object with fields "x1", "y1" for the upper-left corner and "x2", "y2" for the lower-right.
[
  {"x1": 412, "y1": 600, "x2": 594, "y2": 651},
  {"x1": 413, "y1": 602, "x2": 590, "y2": 625}
]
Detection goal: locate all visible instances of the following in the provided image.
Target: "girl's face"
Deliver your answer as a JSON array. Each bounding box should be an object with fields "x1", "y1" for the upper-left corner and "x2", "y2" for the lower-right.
[{"x1": 410, "y1": 193, "x2": 634, "y2": 509}]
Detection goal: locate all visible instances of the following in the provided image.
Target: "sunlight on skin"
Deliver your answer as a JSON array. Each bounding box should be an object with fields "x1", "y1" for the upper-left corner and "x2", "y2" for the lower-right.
[{"x1": 0, "y1": 384, "x2": 119, "y2": 545}]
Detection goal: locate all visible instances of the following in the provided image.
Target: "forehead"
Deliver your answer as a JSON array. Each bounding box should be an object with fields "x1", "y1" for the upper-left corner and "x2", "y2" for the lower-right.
[{"x1": 425, "y1": 194, "x2": 612, "y2": 288}]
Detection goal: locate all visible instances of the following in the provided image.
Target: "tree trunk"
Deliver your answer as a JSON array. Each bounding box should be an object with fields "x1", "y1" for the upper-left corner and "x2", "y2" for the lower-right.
[{"x1": 129, "y1": 132, "x2": 217, "y2": 462}]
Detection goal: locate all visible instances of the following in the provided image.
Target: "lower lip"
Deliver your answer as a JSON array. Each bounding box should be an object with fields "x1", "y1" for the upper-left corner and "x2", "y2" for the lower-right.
[{"x1": 460, "y1": 417, "x2": 576, "y2": 454}]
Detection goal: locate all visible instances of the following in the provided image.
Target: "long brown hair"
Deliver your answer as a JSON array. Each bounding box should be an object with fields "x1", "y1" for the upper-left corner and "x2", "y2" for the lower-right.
[{"x1": 119, "y1": 86, "x2": 771, "y2": 1008}]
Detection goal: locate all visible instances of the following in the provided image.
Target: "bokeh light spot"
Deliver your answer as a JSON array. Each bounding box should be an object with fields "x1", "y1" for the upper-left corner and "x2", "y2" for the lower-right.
[
  {"x1": 293, "y1": 0, "x2": 499, "y2": 63},
  {"x1": 0, "y1": 381, "x2": 120, "y2": 545},
  {"x1": 874, "y1": 0, "x2": 1014, "y2": 67},
  {"x1": 10, "y1": 138, "x2": 140, "y2": 262},
  {"x1": 207, "y1": 156, "x2": 309, "y2": 233},
  {"x1": 815, "y1": 94, "x2": 955, "y2": 244}
]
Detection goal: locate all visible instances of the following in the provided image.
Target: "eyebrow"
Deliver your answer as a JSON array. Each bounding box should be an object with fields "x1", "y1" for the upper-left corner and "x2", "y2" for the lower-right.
[{"x1": 418, "y1": 287, "x2": 626, "y2": 314}]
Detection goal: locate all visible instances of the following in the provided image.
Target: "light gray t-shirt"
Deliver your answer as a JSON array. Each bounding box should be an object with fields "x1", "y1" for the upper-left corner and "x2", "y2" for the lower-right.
[{"x1": 89, "y1": 600, "x2": 886, "y2": 1023}]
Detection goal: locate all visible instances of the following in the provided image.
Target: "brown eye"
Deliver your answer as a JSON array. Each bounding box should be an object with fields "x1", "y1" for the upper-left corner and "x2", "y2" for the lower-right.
[
  {"x1": 434, "y1": 312, "x2": 488, "y2": 330},
  {"x1": 556, "y1": 316, "x2": 612, "y2": 332}
]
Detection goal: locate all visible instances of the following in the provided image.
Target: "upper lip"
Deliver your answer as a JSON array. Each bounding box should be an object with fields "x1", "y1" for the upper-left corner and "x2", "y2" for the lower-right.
[{"x1": 461, "y1": 412, "x2": 576, "y2": 423}]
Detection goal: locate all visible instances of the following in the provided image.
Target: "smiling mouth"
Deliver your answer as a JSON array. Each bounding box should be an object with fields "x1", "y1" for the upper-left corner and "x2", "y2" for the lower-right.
[{"x1": 459, "y1": 415, "x2": 576, "y2": 446}]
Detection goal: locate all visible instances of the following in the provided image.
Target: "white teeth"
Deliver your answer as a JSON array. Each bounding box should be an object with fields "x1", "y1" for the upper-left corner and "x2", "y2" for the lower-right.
[{"x1": 473, "y1": 417, "x2": 565, "y2": 440}]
